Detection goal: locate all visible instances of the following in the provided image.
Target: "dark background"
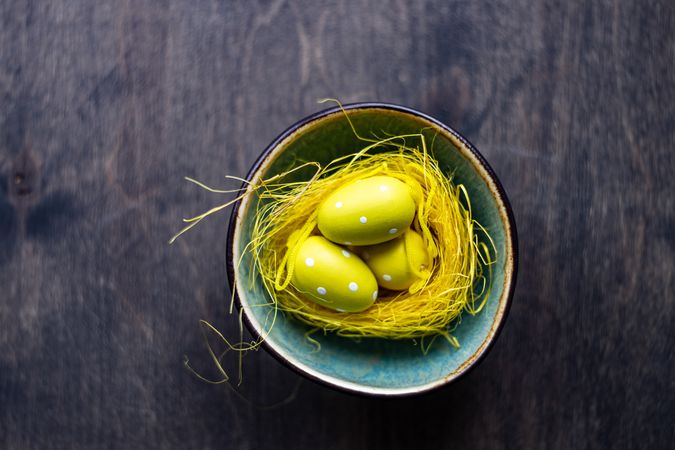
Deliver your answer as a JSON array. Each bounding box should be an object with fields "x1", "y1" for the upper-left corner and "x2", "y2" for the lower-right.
[{"x1": 1, "y1": 1, "x2": 673, "y2": 449}]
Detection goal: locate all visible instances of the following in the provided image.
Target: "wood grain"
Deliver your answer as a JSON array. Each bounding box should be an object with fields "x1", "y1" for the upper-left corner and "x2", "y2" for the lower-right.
[{"x1": 0, "y1": 0, "x2": 673, "y2": 448}]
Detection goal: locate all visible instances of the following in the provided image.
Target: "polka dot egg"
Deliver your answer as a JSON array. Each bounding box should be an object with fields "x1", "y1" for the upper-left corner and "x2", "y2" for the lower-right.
[
  {"x1": 359, "y1": 229, "x2": 430, "y2": 291},
  {"x1": 292, "y1": 236, "x2": 378, "y2": 313},
  {"x1": 317, "y1": 176, "x2": 416, "y2": 246}
]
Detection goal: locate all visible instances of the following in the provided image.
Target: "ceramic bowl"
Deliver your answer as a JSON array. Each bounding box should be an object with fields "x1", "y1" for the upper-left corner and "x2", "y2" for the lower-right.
[{"x1": 226, "y1": 103, "x2": 517, "y2": 396}]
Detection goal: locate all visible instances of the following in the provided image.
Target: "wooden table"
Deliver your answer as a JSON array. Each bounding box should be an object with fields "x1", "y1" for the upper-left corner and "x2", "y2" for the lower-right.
[{"x1": 1, "y1": 1, "x2": 673, "y2": 448}]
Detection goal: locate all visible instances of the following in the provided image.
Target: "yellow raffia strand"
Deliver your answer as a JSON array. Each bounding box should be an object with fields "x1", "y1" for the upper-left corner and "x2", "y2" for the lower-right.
[{"x1": 244, "y1": 135, "x2": 496, "y2": 346}]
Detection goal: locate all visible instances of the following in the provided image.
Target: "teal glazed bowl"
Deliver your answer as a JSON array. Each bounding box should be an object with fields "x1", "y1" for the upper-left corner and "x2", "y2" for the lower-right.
[{"x1": 226, "y1": 103, "x2": 517, "y2": 396}]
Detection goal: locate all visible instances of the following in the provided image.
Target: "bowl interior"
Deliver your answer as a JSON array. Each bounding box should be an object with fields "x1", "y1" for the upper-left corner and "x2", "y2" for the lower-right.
[{"x1": 231, "y1": 105, "x2": 516, "y2": 395}]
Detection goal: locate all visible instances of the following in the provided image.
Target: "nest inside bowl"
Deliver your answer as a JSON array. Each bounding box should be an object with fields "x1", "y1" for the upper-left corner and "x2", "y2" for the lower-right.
[
  {"x1": 172, "y1": 114, "x2": 496, "y2": 368},
  {"x1": 236, "y1": 128, "x2": 495, "y2": 352}
]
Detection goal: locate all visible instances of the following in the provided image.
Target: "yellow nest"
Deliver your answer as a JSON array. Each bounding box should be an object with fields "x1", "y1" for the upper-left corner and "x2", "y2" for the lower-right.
[{"x1": 245, "y1": 136, "x2": 495, "y2": 349}]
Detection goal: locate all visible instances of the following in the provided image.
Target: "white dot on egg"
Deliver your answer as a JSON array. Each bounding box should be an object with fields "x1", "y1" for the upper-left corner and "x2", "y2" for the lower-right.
[
  {"x1": 342, "y1": 250, "x2": 350, "y2": 258},
  {"x1": 388, "y1": 228, "x2": 398, "y2": 234},
  {"x1": 383, "y1": 274, "x2": 392, "y2": 282},
  {"x1": 335, "y1": 201, "x2": 343, "y2": 208},
  {"x1": 379, "y1": 185, "x2": 388, "y2": 192},
  {"x1": 359, "y1": 216, "x2": 368, "y2": 224},
  {"x1": 317, "y1": 287, "x2": 327, "y2": 295},
  {"x1": 372, "y1": 290, "x2": 378, "y2": 301},
  {"x1": 335, "y1": 308, "x2": 347, "y2": 313},
  {"x1": 305, "y1": 257, "x2": 315, "y2": 267},
  {"x1": 349, "y1": 282, "x2": 358, "y2": 292}
]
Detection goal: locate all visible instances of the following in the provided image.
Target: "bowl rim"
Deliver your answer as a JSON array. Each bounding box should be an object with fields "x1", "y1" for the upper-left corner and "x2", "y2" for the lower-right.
[{"x1": 226, "y1": 102, "x2": 518, "y2": 397}]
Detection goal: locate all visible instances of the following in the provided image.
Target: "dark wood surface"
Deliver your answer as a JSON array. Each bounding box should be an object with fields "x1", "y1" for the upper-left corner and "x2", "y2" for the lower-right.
[{"x1": 1, "y1": 1, "x2": 673, "y2": 448}]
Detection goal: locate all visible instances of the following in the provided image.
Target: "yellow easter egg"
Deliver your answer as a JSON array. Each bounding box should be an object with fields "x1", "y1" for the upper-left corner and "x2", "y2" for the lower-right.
[
  {"x1": 292, "y1": 236, "x2": 378, "y2": 312},
  {"x1": 317, "y1": 176, "x2": 416, "y2": 246},
  {"x1": 360, "y1": 229, "x2": 430, "y2": 291}
]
